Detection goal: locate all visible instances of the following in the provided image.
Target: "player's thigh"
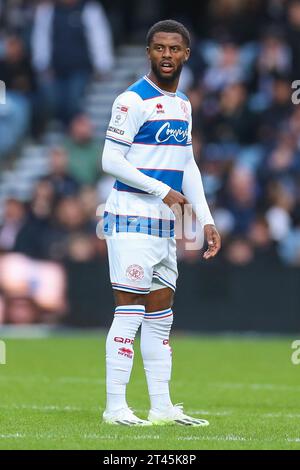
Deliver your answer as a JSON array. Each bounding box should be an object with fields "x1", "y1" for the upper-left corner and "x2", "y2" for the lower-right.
[
  {"x1": 113, "y1": 289, "x2": 147, "y2": 307},
  {"x1": 145, "y1": 287, "x2": 174, "y2": 312}
]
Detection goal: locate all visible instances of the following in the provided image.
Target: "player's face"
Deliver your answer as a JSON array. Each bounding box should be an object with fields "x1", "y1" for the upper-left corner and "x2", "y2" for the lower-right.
[{"x1": 147, "y1": 32, "x2": 190, "y2": 84}]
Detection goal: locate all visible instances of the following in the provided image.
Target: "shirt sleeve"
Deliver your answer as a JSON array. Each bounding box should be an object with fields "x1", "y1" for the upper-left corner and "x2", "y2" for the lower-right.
[
  {"x1": 101, "y1": 139, "x2": 171, "y2": 199},
  {"x1": 182, "y1": 102, "x2": 215, "y2": 228},
  {"x1": 105, "y1": 91, "x2": 144, "y2": 148},
  {"x1": 102, "y1": 91, "x2": 171, "y2": 198}
]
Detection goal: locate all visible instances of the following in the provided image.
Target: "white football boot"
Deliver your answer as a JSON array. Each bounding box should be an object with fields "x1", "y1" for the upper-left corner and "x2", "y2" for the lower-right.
[
  {"x1": 103, "y1": 407, "x2": 152, "y2": 426},
  {"x1": 148, "y1": 404, "x2": 209, "y2": 426}
]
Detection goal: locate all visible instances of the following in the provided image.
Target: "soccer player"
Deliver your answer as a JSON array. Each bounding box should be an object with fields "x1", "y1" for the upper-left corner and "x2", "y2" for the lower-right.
[{"x1": 101, "y1": 19, "x2": 221, "y2": 426}]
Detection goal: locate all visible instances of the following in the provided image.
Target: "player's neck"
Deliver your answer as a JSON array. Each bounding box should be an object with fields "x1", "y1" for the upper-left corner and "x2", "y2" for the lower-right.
[{"x1": 147, "y1": 71, "x2": 178, "y2": 94}]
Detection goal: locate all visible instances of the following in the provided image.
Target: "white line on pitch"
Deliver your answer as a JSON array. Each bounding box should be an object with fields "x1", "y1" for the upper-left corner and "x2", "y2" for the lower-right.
[
  {"x1": 134, "y1": 408, "x2": 232, "y2": 416},
  {"x1": 0, "y1": 374, "x2": 105, "y2": 384},
  {"x1": 0, "y1": 403, "x2": 233, "y2": 417},
  {"x1": 262, "y1": 412, "x2": 300, "y2": 419},
  {"x1": 177, "y1": 435, "x2": 248, "y2": 442},
  {"x1": 0, "y1": 404, "x2": 98, "y2": 412},
  {"x1": 2, "y1": 404, "x2": 300, "y2": 420},
  {"x1": 0, "y1": 432, "x2": 299, "y2": 444},
  {"x1": 213, "y1": 383, "x2": 300, "y2": 392}
]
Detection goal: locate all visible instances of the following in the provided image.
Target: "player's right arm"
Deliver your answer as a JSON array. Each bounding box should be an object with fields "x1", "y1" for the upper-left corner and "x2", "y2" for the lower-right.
[{"x1": 102, "y1": 91, "x2": 171, "y2": 199}]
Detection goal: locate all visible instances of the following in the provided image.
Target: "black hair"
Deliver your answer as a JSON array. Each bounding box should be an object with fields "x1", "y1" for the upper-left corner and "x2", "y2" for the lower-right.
[{"x1": 146, "y1": 19, "x2": 190, "y2": 48}]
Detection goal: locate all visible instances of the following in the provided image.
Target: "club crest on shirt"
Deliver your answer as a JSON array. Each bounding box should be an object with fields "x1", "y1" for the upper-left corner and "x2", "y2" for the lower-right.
[
  {"x1": 180, "y1": 101, "x2": 189, "y2": 120},
  {"x1": 113, "y1": 103, "x2": 129, "y2": 126},
  {"x1": 126, "y1": 264, "x2": 144, "y2": 282}
]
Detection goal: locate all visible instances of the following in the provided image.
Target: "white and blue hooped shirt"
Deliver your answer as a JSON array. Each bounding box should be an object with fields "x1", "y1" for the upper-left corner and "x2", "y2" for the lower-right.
[{"x1": 103, "y1": 75, "x2": 193, "y2": 238}]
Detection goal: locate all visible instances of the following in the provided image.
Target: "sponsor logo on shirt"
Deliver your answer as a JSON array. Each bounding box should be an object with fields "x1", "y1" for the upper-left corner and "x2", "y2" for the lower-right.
[
  {"x1": 108, "y1": 126, "x2": 125, "y2": 135},
  {"x1": 155, "y1": 122, "x2": 188, "y2": 143}
]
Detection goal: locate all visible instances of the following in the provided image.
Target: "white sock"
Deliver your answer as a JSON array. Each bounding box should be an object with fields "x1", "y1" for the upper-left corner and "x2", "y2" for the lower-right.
[
  {"x1": 140, "y1": 308, "x2": 174, "y2": 411},
  {"x1": 105, "y1": 304, "x2": 145, "y2": 412}
]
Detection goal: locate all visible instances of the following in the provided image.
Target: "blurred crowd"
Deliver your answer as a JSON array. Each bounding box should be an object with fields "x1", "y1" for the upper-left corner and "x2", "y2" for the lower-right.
[
  {"x1": 0, "y1": 0, "x2": 300, "y2": 325},
  {"x1": 177, "y1": 0, "x2": 300, "y2": 269}
]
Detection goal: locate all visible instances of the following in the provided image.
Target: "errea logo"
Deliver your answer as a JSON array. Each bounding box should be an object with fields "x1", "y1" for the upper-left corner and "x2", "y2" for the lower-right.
[
  {"x1": 0, "y1": 340, "x2": 6, "y2": 364},
  {"x1": 156, "y1": 103, "x2": 165, "y2": 114},
  {"x1": 0, "y1": 80, "x2": 6, "y2": 104},
  {"x1": 118, "y1": 347, "x2": 133, "y2": 359}
]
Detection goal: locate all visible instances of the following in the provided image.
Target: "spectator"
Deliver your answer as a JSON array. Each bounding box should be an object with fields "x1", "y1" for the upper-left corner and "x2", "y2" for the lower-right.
[
  {"x1": 278, "y1": 223, "x2": 300, "y2": 266},
  {"x1": 0, "y1": 33, "x2": 34, "y2": 158},
  {"x1": 0, "y1": 0, "x2": 35, "y2": 41},
  {"x1": 0, "y1": 197, "x2": 26, "y2": 252},
  {"x1": 223, "y1": 236, "x2": 255, "y2": 266},
  {"x1": 14, "y1": 180, "x2": 55, "y2": 259},
  {"x1": 286, "y1": 0, "x2": 300, "y2": 80},
  {"x1": 64, "y1": 114, "x2": 102, "y2": 185},
  {"x1": 254, "y1": 29, "x2": 291, "y2": 96},
  {"x1": 206, "y1": 0, "x2": 266, "y2": 44},
  {"x1": 259, "y1": 77, "x2": 293, "y2": 143},
  {"x1": 221, "y1": 165, "x2": 258, "y2": 234},
  {"x1": 203, "y1": 41, "x2": 246, "y2": 93},
  {"x1": 248, "y1": 215, "x2": 281, "y2": 265},
  {"x1": 205, "y1": 82, "x2": 258, "y2": 145},
  {"x1": 45, "y1": 146, "x2": 80, "y2": 198},
  {"x1": 45, "y1": 194, "x2": 96, "y2": 261},
  {"x1": 31, "y1": 0, "x2": 114, "y2": 126}
]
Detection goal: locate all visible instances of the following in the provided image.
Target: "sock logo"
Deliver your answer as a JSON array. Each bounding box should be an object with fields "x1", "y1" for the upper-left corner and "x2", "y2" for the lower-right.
[
  {"x1": 114, "y1": 336, "x2": 134, "y2": 345},
  {"x1": 118, "y1": 347, "x2": 133, "y2": 359}
]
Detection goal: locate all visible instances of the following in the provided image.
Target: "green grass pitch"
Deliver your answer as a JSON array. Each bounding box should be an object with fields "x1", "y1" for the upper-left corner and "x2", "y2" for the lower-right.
[{"x1": 0, "y1": 333, "x2": 299, "y2": 450}]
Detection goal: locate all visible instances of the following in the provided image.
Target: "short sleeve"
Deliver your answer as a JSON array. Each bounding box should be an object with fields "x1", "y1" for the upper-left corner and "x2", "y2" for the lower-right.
[{"x1": 105, "y1": 91, "x2": 144, "y2": 148}]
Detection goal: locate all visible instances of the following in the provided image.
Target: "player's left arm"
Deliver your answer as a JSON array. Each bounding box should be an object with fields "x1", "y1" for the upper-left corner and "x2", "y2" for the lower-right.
[
  {"x1": 181, "y1": 101, "x2": 221, "y2": 259},
  {"x1": 182, "y1": 155, "x2": 221, "y2": 259}
]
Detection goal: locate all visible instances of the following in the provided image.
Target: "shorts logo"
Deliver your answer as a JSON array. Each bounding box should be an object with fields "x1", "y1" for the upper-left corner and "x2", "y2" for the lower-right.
[
  {"x1": 126, "y1": 264, "x2": 144, "y2": 282},
  {"x1": 118, "y1": 347, "x2": 133, "y2": 359},
  {"x1": 113, "y1": 103, "x2": 128, "y2": 126}
]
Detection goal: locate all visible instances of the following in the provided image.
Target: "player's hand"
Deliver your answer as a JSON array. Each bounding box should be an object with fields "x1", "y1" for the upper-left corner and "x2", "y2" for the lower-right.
[
  {"x1": 203, "y1": 224, "x2": 221, "y2": 260},
  {"x1": 163, "y1": 189, "x2": 189, "y2": 215}
]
